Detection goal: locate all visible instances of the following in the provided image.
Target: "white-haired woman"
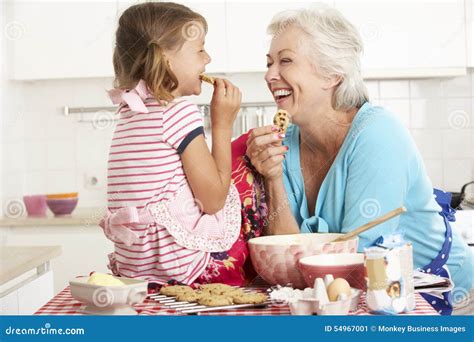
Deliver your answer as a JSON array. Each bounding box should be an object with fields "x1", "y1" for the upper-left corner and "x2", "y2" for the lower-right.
[{"x1": 246, "y1": 5, "x2": 473, "y2": 314}]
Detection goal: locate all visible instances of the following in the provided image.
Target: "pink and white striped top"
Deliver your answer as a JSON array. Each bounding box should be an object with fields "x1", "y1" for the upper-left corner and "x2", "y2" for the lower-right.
[
  {"x1": 108, "y1": 97, "x2": 203, "y2": 210},
  {"x1": 105, "y1": 97, "x2": 210, "y2": 284}
]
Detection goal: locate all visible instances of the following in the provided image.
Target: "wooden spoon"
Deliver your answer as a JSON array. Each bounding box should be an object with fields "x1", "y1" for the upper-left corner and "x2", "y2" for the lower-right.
[{"x1": 333, "y1": 206, "x2": 407, "y2": 242}]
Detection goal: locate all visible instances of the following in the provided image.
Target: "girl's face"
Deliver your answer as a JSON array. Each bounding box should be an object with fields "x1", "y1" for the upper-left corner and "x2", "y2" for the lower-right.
[
  {"x1": 265, "y1": 25, "x2": 336, "y2": 124},
  {"x1": 166, "y1": 21, "x2": 211, "y2": 97}
]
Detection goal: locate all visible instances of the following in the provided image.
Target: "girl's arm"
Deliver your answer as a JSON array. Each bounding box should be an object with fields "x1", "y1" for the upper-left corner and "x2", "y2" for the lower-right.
[{"x1": 181, "y1": 79, "x2": 241, "y2": 214}]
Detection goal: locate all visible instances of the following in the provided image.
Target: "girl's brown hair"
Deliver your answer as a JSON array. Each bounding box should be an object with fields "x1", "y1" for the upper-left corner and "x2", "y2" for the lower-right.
[{"x1": 113, "y1": 2, "x2": 207, "y2": 102}]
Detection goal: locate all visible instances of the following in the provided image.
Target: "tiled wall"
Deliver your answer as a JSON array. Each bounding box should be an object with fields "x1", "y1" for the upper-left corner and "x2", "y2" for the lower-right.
[{"x1": 2, "y1": 71, "x2": 473, "y2": 210}]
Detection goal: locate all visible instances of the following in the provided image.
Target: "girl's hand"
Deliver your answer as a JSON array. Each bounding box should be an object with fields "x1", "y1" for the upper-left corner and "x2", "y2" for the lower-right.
[
  {"x1": 246, "y1": 125, "x2": 288, "y2": 180},
  {"x1": 210, "y1": 78, "x2": 241, "y2": 130}
]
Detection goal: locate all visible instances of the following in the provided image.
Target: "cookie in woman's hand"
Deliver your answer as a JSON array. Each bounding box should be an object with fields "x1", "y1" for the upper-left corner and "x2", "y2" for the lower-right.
[{"x1": 273, "y1": 109, "x2": 290, "y2": 133}]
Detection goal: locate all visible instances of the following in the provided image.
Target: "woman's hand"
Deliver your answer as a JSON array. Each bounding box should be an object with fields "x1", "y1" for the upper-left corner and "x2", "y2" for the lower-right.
[
  {"x1": 246, "y1": 125, "x2": 288, "y2": 180},
  {"x1": 210, "y1": 78, "x2": 241, "y2": 130}
]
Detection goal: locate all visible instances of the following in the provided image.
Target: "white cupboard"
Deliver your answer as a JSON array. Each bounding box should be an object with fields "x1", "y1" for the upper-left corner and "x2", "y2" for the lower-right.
[
  {"x1": 335, "y1": 0, "x2": 467, "y2": 77},
  {"x1": 0, "y1": 270, "x2": 54, "y2": 315},
  {"x1": 7, "y1": 0, "x2": 470, "y2": 80},
  {"x1": 225, "y1": 1, "x2": 331, "y2": 73},
  {"x1": 8, "y1": 0, "x2": 117, "y2": 80}
]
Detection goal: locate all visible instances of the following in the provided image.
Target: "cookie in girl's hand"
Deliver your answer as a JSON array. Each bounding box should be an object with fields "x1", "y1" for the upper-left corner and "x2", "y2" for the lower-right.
[
  {"x1": 273, "y1": 109, "x2": 290, "y2": 133},
  {"x1": 199, "y1": 73, "x2": 215, "y2": 85}
]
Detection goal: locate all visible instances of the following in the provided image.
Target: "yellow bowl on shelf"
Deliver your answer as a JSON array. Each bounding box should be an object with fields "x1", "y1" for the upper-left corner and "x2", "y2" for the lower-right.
[{"x1": 46, "y1": 192, "x2": 78, "y2": 200}]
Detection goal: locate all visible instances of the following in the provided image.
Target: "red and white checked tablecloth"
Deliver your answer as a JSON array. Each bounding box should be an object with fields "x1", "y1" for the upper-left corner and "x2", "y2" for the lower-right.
[{"x1": 35, "y1": 286, "x2": 438, "y2": 316}]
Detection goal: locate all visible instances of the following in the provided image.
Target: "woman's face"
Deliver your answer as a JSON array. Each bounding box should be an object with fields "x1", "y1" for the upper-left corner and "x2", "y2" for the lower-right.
[
  {"x1": 265, "y1": 25, "x2": 334, "y2": 122},
  {"x1": 167, "y1": 22, "x2": 211, "y2": 97}
]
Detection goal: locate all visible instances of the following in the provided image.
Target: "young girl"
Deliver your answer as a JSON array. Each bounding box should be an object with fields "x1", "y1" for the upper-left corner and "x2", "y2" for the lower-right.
[{"x1": 100, "y1": 2, "x2": 246, "y2": 285}]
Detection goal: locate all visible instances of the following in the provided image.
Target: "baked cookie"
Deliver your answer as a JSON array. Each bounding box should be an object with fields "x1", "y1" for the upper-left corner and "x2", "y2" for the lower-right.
[
  {"x1": 159, "y1": 285, "x2": 193, "y2": 297},
  {"x1": 198, "y1": 294, "x2": 233, "y2": 307},
  {"x1": 199, "y1": 73, "x2": 215, "y2": 85},
  {"x1": 273, "y1": 109, "x2": 290, "y2": 133},
  {"x1": 198, "y1": 283, "x2": 233, "y2": 296},
  {"x1": 175, "y1": 291, "x2": 201, "y2": 303},
  {"x1": 226, "y1": 288, "x2": 246, "y2": 300},
  {"x1": 232, "y1": 292, "x2": 268, "y2": 304}
]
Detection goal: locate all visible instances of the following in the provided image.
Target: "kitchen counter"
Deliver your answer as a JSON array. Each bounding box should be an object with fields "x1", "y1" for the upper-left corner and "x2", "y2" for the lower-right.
[
  {"x1": 0, "y1": 245, "x2": 62, "y2": 314},
  {"x1": 0, "y1": 207, "x2": 105, "y2": 227},
  {"x1": 0, "y1": 245, "x2": 62, "y2": 285}
]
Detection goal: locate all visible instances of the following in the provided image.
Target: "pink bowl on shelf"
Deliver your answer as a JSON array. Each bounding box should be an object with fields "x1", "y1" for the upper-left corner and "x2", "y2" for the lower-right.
[
  {"x1": 23, "y1": 195, "x2": 48, "y2": 217},
  {"x1": 46, "y1": 198, "x2": 78, "y2": 217},
  {"x1": 248, "y1": 233, "x2": 358, "y2": 289},
  {"x1": 298, "y1": 253, "x2": 366, "y2": 290}
]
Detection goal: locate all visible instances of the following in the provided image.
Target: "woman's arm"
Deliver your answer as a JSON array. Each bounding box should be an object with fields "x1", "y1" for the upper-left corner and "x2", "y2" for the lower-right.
[
  {"x1": 264, "y1": 177, "x2": 299, "y2": 235},
  {"x1": 246, "y1": 126, "x2": 298, "y2": 234}
]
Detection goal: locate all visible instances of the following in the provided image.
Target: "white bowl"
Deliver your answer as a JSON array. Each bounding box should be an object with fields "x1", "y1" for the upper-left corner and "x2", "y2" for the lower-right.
[{"x1": 69, "y1": 276, "x2": 148, "y2": 315}]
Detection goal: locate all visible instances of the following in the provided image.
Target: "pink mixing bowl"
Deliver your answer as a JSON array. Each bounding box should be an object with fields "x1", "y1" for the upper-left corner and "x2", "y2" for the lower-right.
[
  {"x1": 298, "y1": 253, "x2": 366, "y2": 290},
  {"x1": 23, "y1": 195, "x2": 47, "y2": 217},
  {"x1": 248, "y1": 233, "x2": 358, "y2": 289}
]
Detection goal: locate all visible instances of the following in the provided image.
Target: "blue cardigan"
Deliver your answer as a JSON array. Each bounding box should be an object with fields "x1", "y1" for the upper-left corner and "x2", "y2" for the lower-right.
[{"x1": 282, "y1": 102, "x2": 473, "y2": 293}]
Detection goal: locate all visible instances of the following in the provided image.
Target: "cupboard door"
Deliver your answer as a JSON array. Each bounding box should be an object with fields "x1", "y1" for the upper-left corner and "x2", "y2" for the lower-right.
[
  {"x1": 182, "y1": 2, "x2": 228, "y2": 73},
  {"x1": 335, "y1": 0, "x2": 466, "y2": 73},
  {"x1": 10, "y1": 0, "x2": 117, "y2": 80},
  {"x1": 225, "y1": 1, "x2": 331, "y2": 73}
]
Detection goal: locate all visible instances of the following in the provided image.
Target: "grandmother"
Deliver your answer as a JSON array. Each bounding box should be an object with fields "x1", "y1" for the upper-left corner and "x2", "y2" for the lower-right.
[{"x1": 246, "y1": 5, "x2": 473, "y2": 314}]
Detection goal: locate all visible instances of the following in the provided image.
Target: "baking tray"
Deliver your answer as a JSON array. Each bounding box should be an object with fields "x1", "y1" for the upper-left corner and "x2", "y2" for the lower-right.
[{"x1": 148, "y1": 287, "x2": 272, "y2": 314}]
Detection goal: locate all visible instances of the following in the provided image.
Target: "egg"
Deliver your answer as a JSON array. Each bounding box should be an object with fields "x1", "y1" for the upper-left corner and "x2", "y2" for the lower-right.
[
  {"x1": 326, "y1": 278, "x2": 351, "y2": 302},
  {"x1": 87, "y1": 272, "x2": 125, "y2": 286}
]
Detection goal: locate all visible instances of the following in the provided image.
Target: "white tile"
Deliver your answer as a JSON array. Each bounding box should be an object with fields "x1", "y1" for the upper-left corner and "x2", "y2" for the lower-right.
[
  {"x1": 471, "y1": 69, "x2": 474, "y2": 98},
  {"x1": 76, "y1": 187, "x2": 107, "y2": 209},
  {"x1": 410, "y1": 129, "x2": 443, "y2": 159},
  {"x1": 24, "y1": 141, "x2": 47, "y2": 170},
  {"x1": 3, "y1": 141, "x2": 26, "y2": 172},
  {"x1": 76, "y1": 140, "x2": 109, "y2": 169},
  {"x1": 2, "y1": 111, "x2": 25, "y2": 142},
  {"x1": 364, "y1": 80, "x2": 379, "y2": 100},
  {"x1": 445, "y1": 98, "x2": 472, "y2": 129},
  {"x1": 422, "y1": 159, "x2": 443, "y2": 189},
  {"x1": 45, "y1": 111, "x2": 77, "y2": 140},
  {"x1": 443, "y1": 159, "x2": 472, "y2": 192},
  {"x1": 442, "y1": 75, "x2": 472, "y2": 98},
  {"x1": 47, "y1": 140, "x2": 76, "y2": 170},
  {"x1": 228, "y1": 73, "x2": 274, "y2": 103},
  {"x1": 24, "y1": 171, "x2": 47, "y2": 195},
  {"x1": 442, "y1": 129, "x2": 472, "y2": 159},
  {"x1": 409, "y1": 79, "x2": 443, "y2": 98},
  {"x1": 379, "y1": 99, "x2": 410, "y2": 128},
  {"x1": 410, "y1": 99, "x2": 446, "y2": 129},
  {"x1": 23, "y1": 111, "x2": 47, "y2": 140},
  {"x1": 45, "y1": 169, "x2": 77, "y2": 194},
  {"x1": 379, "y1": 80, "x2": 410, "y2": 99},
  {"x1": 371, "y1": 99, "x2": 384, "y2": 107},
  {"x1": 3, "y1": 171, "x2": 26, "y2": 199}
]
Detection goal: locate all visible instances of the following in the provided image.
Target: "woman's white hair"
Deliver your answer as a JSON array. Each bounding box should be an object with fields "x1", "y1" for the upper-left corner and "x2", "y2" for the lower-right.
[{"x1": 267, "y1": 4, "x2": 369, "y2": 110}]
